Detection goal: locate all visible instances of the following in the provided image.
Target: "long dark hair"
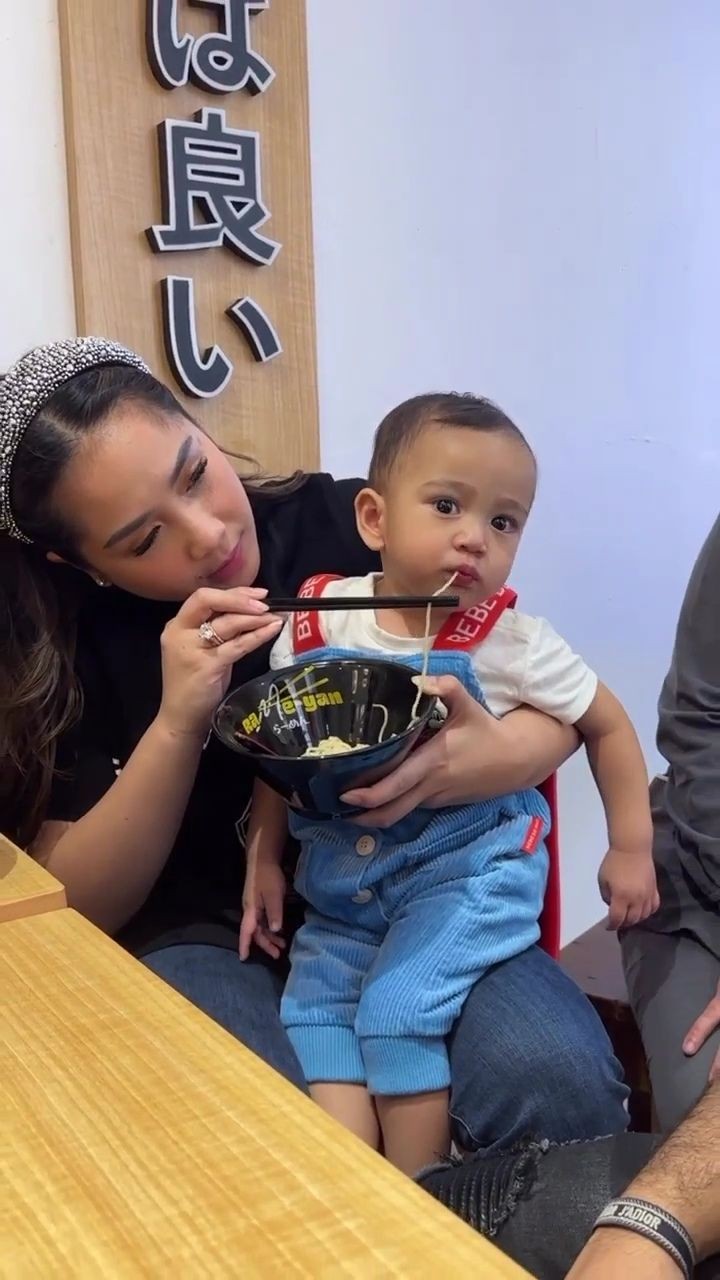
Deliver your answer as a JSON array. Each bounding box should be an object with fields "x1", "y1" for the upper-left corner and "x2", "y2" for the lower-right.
[{"x1": 0, "y1": 363, "x2": 302, "y2": 847}]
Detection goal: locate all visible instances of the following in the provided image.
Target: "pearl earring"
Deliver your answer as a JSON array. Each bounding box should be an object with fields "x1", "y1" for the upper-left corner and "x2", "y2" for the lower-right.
[{"x1": 94, "y1": 576, "x2": 110, "y2": 588}]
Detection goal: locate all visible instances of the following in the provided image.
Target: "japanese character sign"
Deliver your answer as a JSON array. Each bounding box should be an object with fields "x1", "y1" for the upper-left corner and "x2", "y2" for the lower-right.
[
  {"x1": 147, "y1": 0, "x2": 274, "y2": 94},
  {"x1": 145, "y1": 0, "x2": 282, "y2": 396},
  {"x1": 148, "y1": 108, "x2": 278, "y2": 264}
]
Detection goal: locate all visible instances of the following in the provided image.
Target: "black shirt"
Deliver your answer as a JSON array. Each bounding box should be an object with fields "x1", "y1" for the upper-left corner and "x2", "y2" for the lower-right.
[{"x1": 49, "y1": 474, "x2": 378, "y2": 956}]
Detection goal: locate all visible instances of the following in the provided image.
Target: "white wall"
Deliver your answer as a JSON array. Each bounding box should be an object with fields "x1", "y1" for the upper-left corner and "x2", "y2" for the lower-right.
[
  {"x1": 4, "y1": 1, "x2": 720, "y2": 939},
  {"x1": 0, "y1": 1, "x2": 75, "y2": 360},
  {"x1": 307, "y1": 0, "x2": 720, "y2": 939}
]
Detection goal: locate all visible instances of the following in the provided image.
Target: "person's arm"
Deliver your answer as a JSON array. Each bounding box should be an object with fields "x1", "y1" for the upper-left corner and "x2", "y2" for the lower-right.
[
  {"x1": 237, "y1": 625, "x2": 294, "y2": 958},
  {"x1": 32, "y1": 586, "x2": 283, "y2": 935},
  {"x1": 344, "y1": 675, "x2": 580, "y2": 828},
  {"x1": 239, "y1": 779, "x2": 288, "y2": 960},
  {"x1": 576, "y1": 684, "x2": 658, "y2": 929},
  {"x1": 653, "y1": 514, "x2": 720, "y2": 1079},
  {"x1": 34, "y1": 718, "x2": 205, "y2": 933},
  {"x1": 568, "y1": 1080, "x2": 720, "y2": 1277},
  {"x1": 659, "y1": 510, "x2": 720, "y2": 854}
]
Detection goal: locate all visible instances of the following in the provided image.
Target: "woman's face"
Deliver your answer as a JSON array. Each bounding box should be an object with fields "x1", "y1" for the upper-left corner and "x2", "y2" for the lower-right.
[{"x1": 50, "y1": 405, "x2": 260, "y2": 601}]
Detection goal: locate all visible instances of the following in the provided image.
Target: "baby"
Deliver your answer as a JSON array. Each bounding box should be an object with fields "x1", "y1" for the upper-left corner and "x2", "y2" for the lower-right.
[{"x1": 241, "y1": 392, "x2": 657, "y2": 1174}]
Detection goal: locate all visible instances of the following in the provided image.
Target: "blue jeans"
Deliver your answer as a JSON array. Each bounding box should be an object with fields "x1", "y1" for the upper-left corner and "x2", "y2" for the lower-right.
[{"x1": 143, "y1": 942, "x2": 628, "y2": 1149}]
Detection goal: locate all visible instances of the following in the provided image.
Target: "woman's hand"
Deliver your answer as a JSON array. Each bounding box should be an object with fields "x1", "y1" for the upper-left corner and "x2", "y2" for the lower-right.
[
  {"x1": 343, "y1": 675, "x2": 579, "y2": 828},
  {"x1": 157, "y1": 586, "x2": 284, "y2": 738}
]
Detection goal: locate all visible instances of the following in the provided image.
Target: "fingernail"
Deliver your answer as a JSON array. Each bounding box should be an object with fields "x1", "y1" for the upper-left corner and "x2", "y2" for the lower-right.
[
  {"x1": 248, "y1": 598, "x2": 269, "y2": 613},
  {"x1": 683, "y1": 1039, "x2": 694, "y2": 1054}
]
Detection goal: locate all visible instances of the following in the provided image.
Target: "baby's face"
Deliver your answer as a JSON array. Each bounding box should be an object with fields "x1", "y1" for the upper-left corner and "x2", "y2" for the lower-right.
[{"x1": 378, "y1": 426, "x2": 536, "y2": 606}]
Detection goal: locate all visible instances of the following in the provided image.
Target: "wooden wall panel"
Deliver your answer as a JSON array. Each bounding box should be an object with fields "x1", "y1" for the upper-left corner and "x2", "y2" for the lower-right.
[{"x1": 58, "y1": 0, "x2": 319, "y2": 472}]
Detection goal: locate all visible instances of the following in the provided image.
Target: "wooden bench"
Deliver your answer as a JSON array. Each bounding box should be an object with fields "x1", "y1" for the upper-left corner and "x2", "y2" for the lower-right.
[{"x1": 560, "y1": 920, "x2": 653, "y2": 1132}]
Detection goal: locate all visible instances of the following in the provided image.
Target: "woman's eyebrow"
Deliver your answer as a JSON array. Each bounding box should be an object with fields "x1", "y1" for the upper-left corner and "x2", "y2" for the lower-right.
[{"x1": 103, "y1": 435, "x2": 193, "y2": 548}]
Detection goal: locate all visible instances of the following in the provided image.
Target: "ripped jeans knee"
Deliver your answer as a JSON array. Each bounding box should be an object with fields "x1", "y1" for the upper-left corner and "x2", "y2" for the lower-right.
[{"x1": 417, "y1": 1134, "x2": 664, "y2": 1280}]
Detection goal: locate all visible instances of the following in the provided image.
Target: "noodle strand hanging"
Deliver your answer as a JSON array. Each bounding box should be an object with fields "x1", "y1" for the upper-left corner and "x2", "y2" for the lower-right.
[{"x1": 410, "y1": 572, "x2": 458, "y2": 722}]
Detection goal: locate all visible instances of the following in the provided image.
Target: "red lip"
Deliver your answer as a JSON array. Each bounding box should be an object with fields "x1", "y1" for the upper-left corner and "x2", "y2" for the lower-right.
[{"x1": 208, "y1": 539, "x2": 244, "y2": 584}]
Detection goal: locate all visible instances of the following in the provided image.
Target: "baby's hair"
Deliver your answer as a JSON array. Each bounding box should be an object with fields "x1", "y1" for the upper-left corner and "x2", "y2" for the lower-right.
[{"x1": 368, "y1": 392, "x2": 533, "y2": 490}]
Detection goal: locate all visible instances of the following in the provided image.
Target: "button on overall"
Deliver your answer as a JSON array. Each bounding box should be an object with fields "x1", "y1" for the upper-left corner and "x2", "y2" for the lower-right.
[{"x1": 355, "y1": 835, "x2": 376, "y2": 857}]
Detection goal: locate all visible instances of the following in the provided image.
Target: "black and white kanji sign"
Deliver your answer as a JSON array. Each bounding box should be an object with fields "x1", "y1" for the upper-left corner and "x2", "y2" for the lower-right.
[
  {"x1": 226, "y1": 296, "x2": 281, "y2": 362},
  {"x1": 144, "y1": 2, "x2": 284, "y2": 395},
  {"x1": 147, "y1": 107, "x2": 280, "y2": 265},
  {"x1": 162, "y1": 275, "x2": 282, "y2": 398},
  {"x1": 147, "y1": 0, "x2": 274, "y2": 95}
]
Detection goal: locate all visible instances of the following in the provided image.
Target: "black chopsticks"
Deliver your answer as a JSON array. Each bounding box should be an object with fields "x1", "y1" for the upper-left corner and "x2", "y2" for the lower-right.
[{"x1": 267, "y1": 594, "x2": 460, "y2": 613}]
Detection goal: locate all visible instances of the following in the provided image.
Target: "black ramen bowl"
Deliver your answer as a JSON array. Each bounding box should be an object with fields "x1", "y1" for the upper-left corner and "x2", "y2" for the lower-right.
[{"x1": 213, "y1": 658, "x2": 437, "y2": 818}]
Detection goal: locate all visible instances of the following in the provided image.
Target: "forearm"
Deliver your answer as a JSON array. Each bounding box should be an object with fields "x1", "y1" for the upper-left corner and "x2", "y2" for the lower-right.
[
  {"x1": 246, "y1": 779, "x2": 287, "y2": 870},
  {"x1": 585, "y1": 727, "x2": 652, "y2": 849},
  {"x1": 567, "y1": 1227, "x2": 682, "y2": 1278},
  {"x1": 496, "y1": 707, "x2": 579, "y2": 793},
  {"x1": 37, "y1": 717, "x2": 203, "y2": 933},
  {"x1": 570, "y1": 1082, "x2": 720, "y2": 1277},
  {"x1": 240, "y1": 781, "x2": 288, "y2": 957},
  {"x1": 580, "y1": 685, "x2": 652, "y2": 849},
  {"x1": 628, "y1": 1080, "x2": 720, "y2": 1260}
]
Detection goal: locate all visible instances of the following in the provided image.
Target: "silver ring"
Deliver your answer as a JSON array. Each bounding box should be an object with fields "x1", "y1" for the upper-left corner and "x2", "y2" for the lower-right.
[{"x1": 199, "y1": 619, "x2": 224, "y2": 648}]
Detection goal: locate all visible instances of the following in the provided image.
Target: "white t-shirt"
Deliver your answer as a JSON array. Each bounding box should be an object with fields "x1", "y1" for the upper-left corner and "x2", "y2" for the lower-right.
[{"x1": 270, "y1": 573, "x2": 598, "y2": 725}]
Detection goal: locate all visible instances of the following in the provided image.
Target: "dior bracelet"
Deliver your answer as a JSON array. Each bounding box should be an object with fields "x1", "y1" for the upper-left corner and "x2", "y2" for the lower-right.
[{"x1": 593, "y1": 1196, "x2": 696, "y2": 1279}]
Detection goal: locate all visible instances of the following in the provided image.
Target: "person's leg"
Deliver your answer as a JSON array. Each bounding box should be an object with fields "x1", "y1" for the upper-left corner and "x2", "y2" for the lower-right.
[
  {"x1": 448, "y1": 945, "x2": 629, "y2": 1150},
  {"x1": 281, "y1": 912, "x2": 380, "y2": 1145},
  {"x1": 418, "y1": 1134, "x2": 661, "y2": 1280},
  {"x1": 374, "y1": 1091, "x2": 450, "y2": 1176},
  {"x1": 622, "y1": 925, "x2": 720, "y2": 1130},
  {"x1": 419, "y1": 1133, "x2": 720, "y2": 1280},
  {"x1": 357, "y1": 841, "x2": 549, "y2": 1172},
  {"x1": 280, "y1": 912, "x2": 374, "y2": 1085},
  {"x1": 310, "y1": 1083, "x2": 379, "y2": 1149},
  {"x1": 142, "y1": 943, "x2": 307, "y2": 1091}
]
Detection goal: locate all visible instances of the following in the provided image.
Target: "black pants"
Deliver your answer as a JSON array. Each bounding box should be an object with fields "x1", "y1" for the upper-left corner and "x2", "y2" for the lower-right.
[{"x1": 418, "y1": 1134, "x2": 720, "y2": 1279}]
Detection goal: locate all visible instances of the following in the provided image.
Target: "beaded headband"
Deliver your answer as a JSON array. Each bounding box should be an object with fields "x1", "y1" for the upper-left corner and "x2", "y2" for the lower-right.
[{"x1": 0, "y1": 336, "x2": 151, "y2": 545}]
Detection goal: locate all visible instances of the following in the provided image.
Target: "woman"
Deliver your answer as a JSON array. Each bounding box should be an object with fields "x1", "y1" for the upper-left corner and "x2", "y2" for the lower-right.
[
  {"x1": 622, "y1": 513, "x2": 720, "y2": 1131},
  {"x1": 0, "y1": 336, "x2": 628, "y2": 1147}
]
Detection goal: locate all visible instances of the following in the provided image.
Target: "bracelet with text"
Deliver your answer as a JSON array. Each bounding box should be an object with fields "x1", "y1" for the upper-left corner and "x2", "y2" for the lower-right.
[{"x1": 594, "y1": 1196, "x2": 696, "y2": 1279}]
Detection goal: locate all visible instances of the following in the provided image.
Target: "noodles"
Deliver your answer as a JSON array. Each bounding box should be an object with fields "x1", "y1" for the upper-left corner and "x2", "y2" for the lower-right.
[
  {"x1": 373, "y1": 701, "x2": 389, "y2": 744},
  {"x1": 410, "y1": 572, "x2": 458, "y2": 721},
  {"x1": 302, "y1": 700, "x2": 390, "y2": 758},
  {"x1": 302, "y1": 736, "x2": 368, "y2": 758}
]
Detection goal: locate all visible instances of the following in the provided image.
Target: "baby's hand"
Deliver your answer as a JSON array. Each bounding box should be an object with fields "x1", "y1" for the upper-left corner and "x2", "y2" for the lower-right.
[
  {"x1": 239, "y1": 861, "x2": 287, "y2": 960},
  {"x1": 597, "y1": 847, "x2": 660, "y2": 931}
]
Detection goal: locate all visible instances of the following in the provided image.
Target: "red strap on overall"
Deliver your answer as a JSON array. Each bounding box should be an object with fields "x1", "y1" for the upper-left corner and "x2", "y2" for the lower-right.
[
  {"x1": 292, "y1": 574, "x2": 344, "y2": 652},
  {"x1": 292, "y1": 576, "x2": 518, "y2": 654}
]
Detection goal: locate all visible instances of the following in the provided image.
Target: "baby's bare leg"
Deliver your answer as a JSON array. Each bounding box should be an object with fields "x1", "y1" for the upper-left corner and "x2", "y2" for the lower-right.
[
  {"x1": 310, "y1": 1082, "x2": 380, "y2": 1149},
  {"x1": 375, "y1": 1089, "x2": 450, "y2": 1175}
]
